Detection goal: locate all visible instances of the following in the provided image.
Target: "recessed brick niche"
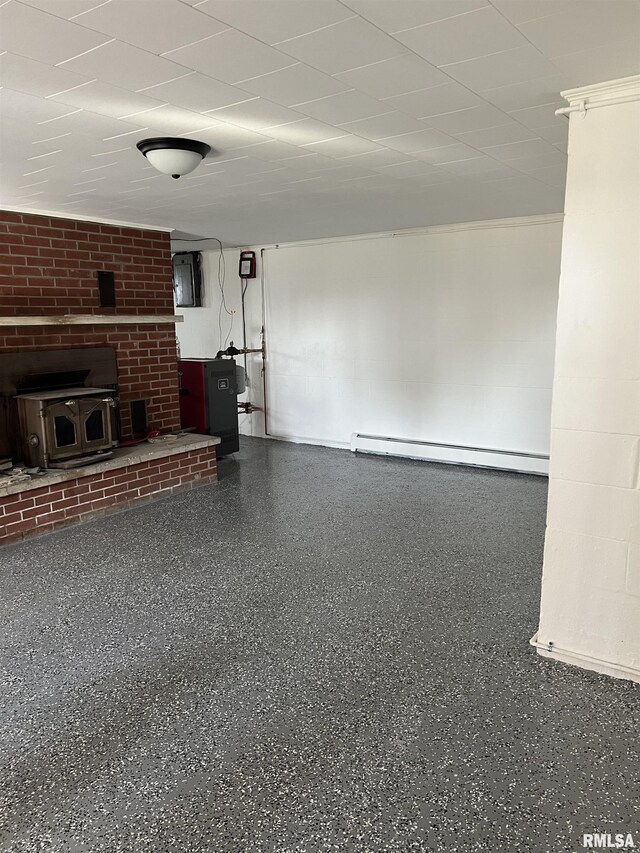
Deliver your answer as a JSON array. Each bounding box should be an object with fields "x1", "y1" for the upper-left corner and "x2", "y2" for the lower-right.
[{"x1": 0, "y1": 209, "x2": 218, "y2": 545}]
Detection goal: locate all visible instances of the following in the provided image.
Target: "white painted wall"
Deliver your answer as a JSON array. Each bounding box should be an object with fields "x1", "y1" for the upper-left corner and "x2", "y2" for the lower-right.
[
  {"x1": 534, "y1": 77, "x2": 640, "y2": 683},
  {"x1": 176, "y1": 216, "x2": 563, "y2": 463},
  {"x1": 174, "y1": 247, "x2": 245, "y2": 359}
]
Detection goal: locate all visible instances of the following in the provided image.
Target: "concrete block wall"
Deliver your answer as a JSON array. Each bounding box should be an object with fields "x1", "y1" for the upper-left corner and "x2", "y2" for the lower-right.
[{"x1": 176, "y1": 216, "x2": 563, "y2": 464}]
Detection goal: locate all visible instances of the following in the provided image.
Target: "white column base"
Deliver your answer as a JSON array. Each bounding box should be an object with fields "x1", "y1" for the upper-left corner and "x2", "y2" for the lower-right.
[{"x1": 530, "y1": 633, "x2": 640, "y2": 684}]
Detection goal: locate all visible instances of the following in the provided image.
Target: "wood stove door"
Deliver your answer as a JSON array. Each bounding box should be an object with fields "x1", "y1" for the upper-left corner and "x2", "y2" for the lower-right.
[
  {"x1": 78, "y1": 397, "x2": 113, "y2": 453},
  {"x1": 44, "y1": 400, "x2": 83, "y2": 461}
]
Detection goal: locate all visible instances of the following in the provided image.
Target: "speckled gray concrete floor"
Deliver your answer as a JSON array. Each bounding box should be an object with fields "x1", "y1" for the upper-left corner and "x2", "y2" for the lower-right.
[{"x1": 0, "y1": 437, "x2": 638, "y2": 853}]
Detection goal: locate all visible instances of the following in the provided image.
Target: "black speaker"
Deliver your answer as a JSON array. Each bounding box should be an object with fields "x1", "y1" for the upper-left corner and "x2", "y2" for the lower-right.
[{"x1": 97, "y1": 270, "x2": 116, "y2": 307}]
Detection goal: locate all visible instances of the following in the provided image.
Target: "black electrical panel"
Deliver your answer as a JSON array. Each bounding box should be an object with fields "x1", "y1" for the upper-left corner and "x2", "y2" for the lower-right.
[{"x1": 172, "y1": 251, "x2": 203, "y2": 307}]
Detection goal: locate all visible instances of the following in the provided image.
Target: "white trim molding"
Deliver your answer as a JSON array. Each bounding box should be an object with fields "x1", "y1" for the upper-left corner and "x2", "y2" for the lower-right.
[
  {"x1": 556, "y1": 74, "x2": 640, "y2": 116},
  {"x1": 530, "y1": 633, "x2": 640, "y2": 685},
  {"x1": 0, "y1": 205, "x2": 174, "y2": 233},
  {"x1": 0, "y1": 314, "x2": 184, "y2": 326},
  {"x1": 259, "y1": 213, "x2": 564, "y2": 253}
]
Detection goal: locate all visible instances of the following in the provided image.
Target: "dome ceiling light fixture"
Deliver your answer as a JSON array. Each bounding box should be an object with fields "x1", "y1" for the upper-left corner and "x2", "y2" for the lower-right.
[{"x1": 136, "y1": 137, "x2": 212, "y2": 179}]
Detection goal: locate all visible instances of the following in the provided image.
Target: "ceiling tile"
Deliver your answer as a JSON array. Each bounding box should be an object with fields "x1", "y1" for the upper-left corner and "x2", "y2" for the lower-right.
[
  {"x1": 122, "y1": 104, "x2": 223, "y2": 134},
  {"x1": 58, "y1": 40, "x2": 193, "y2": 90},
  {"x1": 481, "y1": 74, "x2": 571, "y2": 110},
  {"x1": 101, "y1": 126, "x2": 147, "y2": 142},
  {"x1": 534, "y1": 123, "x2": 569, "y2": 145},
  {"x1": 0, "y1": 87, "x2": 80, "y2": 124},
  {"x1": 339, "y1": 148, "x2": 416, "y2": 167},
  {"x1": 18, "y1": 0, "x2": 113, "y2": 18},
  {"x1": 480, "y1": 179, "x2": 560, "y2": 215},
  {"x1": 382, "y1": 82, "x2": 482, "y2": 117},
  {"x1": 163, "y1": 29, "x2": 295, "y2": 84},
  {"x1": 0, "y1": 52, "x2": 93, "y2": 98},
  {"x1": 456, "y1": 121, "x2": 536, "y2": 148},
  {"x1": 509, "y1": 150, "x2": 567, "y2": 170},
  {"x1": 48, "y1": 80, "x2": 167, "y2": 118},
  {"x1": 424, "y1": 104, "x2": 512, "y2": 134},
  {"x1": 338, "y1": 111, "x2": 425, "y2": 140},
  {"x1": 439, "y1": 155, "x2": 517, "y2": 176},
  {"x1": 341, "y1": 0, "x2": 489, "y2": 33},
  {"x1": 300, "y1": 135, "x2": 383, "y2": 158},
  {"x1": 550, "y1": 37, "x2": 640, "y2": 86},
  {"x1": 184, "y1": 124, "x2": 271, "y2": 151},
  {"x1": 517, "y1": 2, "x2": 640, "y2": 58},
  {"x1": 393, "y1": 6, "x2": 527, "y2": 66},
  {"x1": 409, "y1": 172, "x2": 463, "y2": 187},
  {"x1": 73, "y1": 0, "x2": 228, "y2": 54},
  {"x1": 236, "y1": 63, "x2": 349, "y2": 106},
  {"x1": 371, "y1": 160, "x2": 444, "y2": 178},
  {"x1": 489, "y1": 0, "x2": 577, "y2": 26},
  {"x1": 195, "y1": 0, "x2": 353, "y2": 44},
  {"x1": 414, "y1": 142, "x2": 482, "y2": 164},
  {"x1": 337, "y1": 55, "x2": 448, "y2": 102},
  {"x1": 242, "y1": 139, "x2": 315, "y2": 161},
  {"x1": 526, "y1": 164, "x2": 567, "y2": 187},
  {"x1": 32, "y1": 131, "x2": 74, "y2": 146},
  {"x1": 140, "y1": 73, "x2": 254, "y2": 113},
  {"x1": 273, "y1": 17, "x2": 406, "y2": 75},
  {"x1": 328, "y1": 163, "x2": 381, "y2": 180},
  {"x1": 275, "y1": 152, "x2": 348, "y2": 173},
  {"x1": 36, "y1": 110, "x2": 142, "y2": 140},
  {"x1": 380, "y1": 127, "x2": 455, "y2": 154},
  {"x1": 0, "y1": 1, "x2": 110, "y2": 65},
  {"x1": 205, "y1": 99, "x2": 302, "y2": 130},
  {"x1": 508, "y1": 102, "x2": 564, "y2": 130},
  {"x1": 293, "y1": 91, "x2": 391, "y2": 124},
  {"x1": 261, "y1": 119, "x2": 349, "y2": 145},
  {"x1": 444, "y1": 44, "x2": 558, "y2": 90},
  {"x1": 484, "y1": 137, "x2": 559, "y2": 162}
]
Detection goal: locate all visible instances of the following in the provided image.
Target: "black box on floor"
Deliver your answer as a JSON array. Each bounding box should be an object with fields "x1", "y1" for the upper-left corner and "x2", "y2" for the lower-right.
[{"x1": 178, "y1": 358, "x2": 239, "y2": 456}]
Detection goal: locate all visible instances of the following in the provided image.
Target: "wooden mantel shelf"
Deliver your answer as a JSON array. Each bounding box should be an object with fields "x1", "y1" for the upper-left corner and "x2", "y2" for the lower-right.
[{"x1": 0, "y1": 314, "x2": 184, "y2": 326}]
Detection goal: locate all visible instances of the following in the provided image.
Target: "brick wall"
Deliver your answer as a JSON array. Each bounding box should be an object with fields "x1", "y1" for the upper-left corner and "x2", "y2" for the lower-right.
[
  {"x1": 0, "y1": 210, "x2": 180, "y2": 438},
  {"x1": 0, "y1": 210, "x2": 219, "y2": 545},
  {"x1": 0, "y1": 210, "x2": 173, "y2": 315},
  {"x1": 0, "y1": 445, "x2": 217, "y2": 546}
]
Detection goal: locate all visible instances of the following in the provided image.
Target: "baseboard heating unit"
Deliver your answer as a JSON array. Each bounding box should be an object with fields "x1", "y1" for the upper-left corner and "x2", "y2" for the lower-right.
[{"x1": 350, "y1": 433, "x2": 549, "y2": 475}]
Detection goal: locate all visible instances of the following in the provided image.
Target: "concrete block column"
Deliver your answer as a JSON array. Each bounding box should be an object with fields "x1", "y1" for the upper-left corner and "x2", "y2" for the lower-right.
[{"x1": 534, "y1": 76, "x2": 640, "y2": 683}]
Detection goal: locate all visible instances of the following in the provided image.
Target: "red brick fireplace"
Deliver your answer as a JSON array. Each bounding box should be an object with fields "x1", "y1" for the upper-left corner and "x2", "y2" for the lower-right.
[{"x1": 0, "y1": 209, "x2": 218, "y2": 545}]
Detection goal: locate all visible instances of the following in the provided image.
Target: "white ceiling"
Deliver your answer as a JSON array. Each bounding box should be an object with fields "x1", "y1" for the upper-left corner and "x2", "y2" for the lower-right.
[{"x1": 0, "y1": 0, "x2": 638, "y2": 245}]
